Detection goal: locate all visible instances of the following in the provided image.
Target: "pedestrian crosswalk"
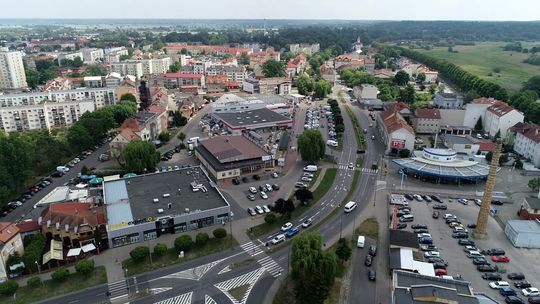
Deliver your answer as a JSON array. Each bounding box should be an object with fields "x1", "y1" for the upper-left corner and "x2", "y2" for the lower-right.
[
  {"x1": 150, "y1": 287, "x2": 173, "y2": 295},
  {"x1": 258, "y1": 255, "x2": 283, "y2": 277},
  {"x1": 214, "y1": 267, "x2": 266, "y2": 304},
  {"x1": 107, "y1": 280, "x2": 128, "y2": 302},
  {"x1": 240, "y1": 241, "x2": 264, "y2": 257},
  {"x1": 338, "y1": 164, "x2": 378, "y2": 173},
  {"x1": 153, "y1": 291, "x2": 193, "y2": 304},
  {"x1": 163, "y1": 257, "x2": 226, "y2": 281}
]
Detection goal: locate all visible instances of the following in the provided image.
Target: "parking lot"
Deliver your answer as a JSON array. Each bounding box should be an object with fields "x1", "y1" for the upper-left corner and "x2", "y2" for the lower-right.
[{"x1": 399, "y1": 195, "x2": 540, "y2": 301}]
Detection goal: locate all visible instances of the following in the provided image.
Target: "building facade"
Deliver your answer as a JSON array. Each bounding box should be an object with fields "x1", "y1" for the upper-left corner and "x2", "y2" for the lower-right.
[
  {"x1": 0, "y1": 87, "x2": 117, "y2": 108},
  {"x1": 376, "y1": 105, "x2": 415, "y2": 154},
  {"x1": 0, "y1": 47, "x2": 27, "y2": 89},
  {"x1": 413, "y1": 108, "x2": 441, "y2": 134},
  {"x1": 433, "y1": 93, "x2": 464, "y2": 109},
  {"x1": 484, "y1": 101, "x2": 524, "y2": 139},
  {"x1": 206, "y1": 65, "x2": 247, "y2": 83},
  {"x1": 513, "y1": 123, "x2": 540, "y2": 168},
  {"x1": 81, "y1": 48, "x2": 104, "y2": 63}
]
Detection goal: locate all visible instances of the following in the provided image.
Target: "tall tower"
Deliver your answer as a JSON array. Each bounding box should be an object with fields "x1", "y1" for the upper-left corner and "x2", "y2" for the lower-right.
[
  {"x1": 0, "y1": 47, "x2": 27, "y2": 89},
  {"x1": 473, "y1": 138, "x2": 502, "y2": 239}
]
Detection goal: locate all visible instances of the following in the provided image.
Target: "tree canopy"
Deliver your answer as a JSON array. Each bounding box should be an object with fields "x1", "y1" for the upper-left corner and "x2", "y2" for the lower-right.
[
  {"x1": 262, "y1": 60, "x2": 285, "y2": 77},
  {"x1": 393, "y1": 70, "x2": 410, "y2": 86},
  {"x1": 298, "y1": 129, "x2": 325, "y2": 163},
  {"x1": 121, "y1": 140, "x2": 160, "y2": 173}
]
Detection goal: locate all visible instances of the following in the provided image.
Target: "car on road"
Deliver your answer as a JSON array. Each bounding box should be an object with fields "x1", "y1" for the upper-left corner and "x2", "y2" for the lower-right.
[
  {"x1": 255, "y1": 206, "x2": 264, "y2": 214},
  {"x1": 490, "y1": 281, "x2": 511, "y2": 289},
  {"x1": 249, "y1": 187, "x2": 257, "y2": 194},
  {"x1": 260, "y1": 192, "x2": 268, "y2": 199},
  {"x1": 432, "y1": 211, "x2": 440, "y2": 218},
  {"x1": 412, "y1": 224, "x2": 428, "y2": 229},
  {"x1": 357, "y1": 149, "x2": 366, "y2": 154},
  {"x1": 486, "y1": 248, "x2": 506, "y2": 256},
  {"x1": 281, "y1": 222, "x2": 293, "y2": 232},
  {"x1": 247, "y1": 194, "x2": 256, "y2": 201},
  {"x1": 247, "y1": 208, "x2": 257, "y2": 216},
  {"x1": 522, "y1": 288, "x2": 540, "y2": 297},
  {"x1": 286, "y1": 227, "x2": 300, "y2": 238},
  {"x1": 508, "y1": 273, "x2": 526, "y2": 280},
  {"x1": 301, "y1": 219, "x2": 312, "y2": 228},
  {"x1": 424, "y1": 251, "x2": 440, "y2": 258},
  {"x1": 368, "y1": 269, "x2": 376, "y2": 281},
  {"x1": 364, "y1": 255, "x2": 373, "y2": 266},
  {"x1": 348, "y1": 162, "x2": 354, "y2": 169},
  {"x1": 271, "y1": 234, "x2": 286, "y2": 245},
  {"x1": 458, "y1": 239, "x2": 476, "y2": 246},
  {"x1": 433, "y1": 204, "x2": 448, "y2": 210},
  {"x1": 492, "y1": 256, "x2": 511, "y2": 263},
  {"x1": 477, "y1": 264, "x2": 498, "y2": 272},
  {"x1": 369, "y1": 245, "x2": 377, "y2": 256},
  {"x1": 515, "y1": 281, "x2": 532, "y2": 289},
  {"x1": 483, "y1": 273, "x2": 503, "y2": 280}
]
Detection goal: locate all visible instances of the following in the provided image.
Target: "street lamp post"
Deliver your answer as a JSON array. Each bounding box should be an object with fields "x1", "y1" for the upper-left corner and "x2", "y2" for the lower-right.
[{"x1": 124, "y1": 268, "x2": 129, "y2": 294}]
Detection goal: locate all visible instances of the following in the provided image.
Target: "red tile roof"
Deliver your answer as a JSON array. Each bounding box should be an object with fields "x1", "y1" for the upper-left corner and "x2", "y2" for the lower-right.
[
  {"x1": 380, "y1": 105, "x2": 414, "y2": 134},
  {"x1": 15, "y1": 220, "x2": 40, "y2": 233},
  {"x1": 163, "y1": 73, "x2": 203, "y2": 79},
  {"x1": 0, "y1": 222, "x2": 20, "y2": 243},
  {"x1": 487, "y1": 101, "x2": 516, "y2": 117},
  {"x1": 478, "y1": 142, "x2": 497, "y2": 151},
  {"x1": 415, "y1": 108, "x2": 441, "y2": 119},
  {"x1": 472, "y1": 97, "x2": 500, "y2": 105},
  {"x1": 41, "y1": 203, "x2": 107, "y2": 228}
]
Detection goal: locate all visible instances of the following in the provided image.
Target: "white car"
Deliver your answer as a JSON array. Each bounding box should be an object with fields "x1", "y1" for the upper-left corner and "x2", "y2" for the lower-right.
[
  {"x1": 522, "y1": 287, "x2": 540, "y2": 297},
  {"x1": 348, "y1": 162, "x2": 354, "y2": 169},
  {"x1": 303, "y1": 172, "x2": 314, "y2": 178},
  {"x1": 424, "y1": 251, "x2": 440, "y2": 258},
  {"x1": 301, "y1": 218, "x2": 313, "y2": 228},
  {"x1": 489, "y1": 281, "x2": 510, "y2": 289},
  {"x1": 271, "y1": 234, "x2": 286, "y2": 245},
  {"x1": 301, "y1": 177, "x2": 312, "y2": 182},
  {"x1": 249, "y1": 187, "x2": 257, "y2": 194},
  {"x1": 453, "y1": 227, "x2": 468, "y2": 233},
  {"x1": 458, "y1": 198, "x2": 469, "y2": 205},
  {"x1": 260, "y1": 191, "x2": 268, "y2": 199},
  {"x1": 413, "y1": 194, "x2": 423, "y2": 201},
  {"x1": 417, "y1": 233, "x2": 432, "y2": 239},
  {"x1": 272, "y1": 172, "x2": 279, "y2": 178},
  {"x1": 255, "y1": 205, "x2": 264, "y2": 214},
  {"x1": 443, "y1": 213, "x2": 456, "y2": 219},
  {"x1": 265, "y1": 184, "x2": 272, "y2": 192},
  {"x1": 281, "y1": 222, "x2": 293, "y2": 232},
  {"x1": 262, "y1": 205, "x2": 271, "y2": 213}
]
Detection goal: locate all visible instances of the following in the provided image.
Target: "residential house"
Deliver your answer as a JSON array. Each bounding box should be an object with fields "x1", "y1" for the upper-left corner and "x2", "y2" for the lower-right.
[
  {"x1": 484, "y1": 100, "x2": 524, "y2": 139},
  {"x1": 285, "y1": 55, "x2": 307, "y2": 77},
  {"x1": 373, "y1": 69, "x2": 395, "y2": 79},
  {"x1": 0, "y1": 222, "x2": 24, "y2": 282},
  {"x1": 376, "y1": 104, "x2": 415, "y2": 154},
  {"x1": 416, "y1": 65, "x2": 439, "y2": 83},
  {"x1": 513, "y1": 123, "x2": 540, "y2": 168},
  {"x1": 242, "y1": 78, "x2": 292, "y2": 95},
  {"x1": 206, "y1": 74, "x2": 229, "y2": 93},
  {"x1": 413, "y1": 108, "x2": 441, "y2": 134},
  {"x1": 433, "y1": 93, "x2": 464, "y2": 109},
  {"x1": 518, "y1": 197, "x2": 540, "y2": 220},
  {"x1": 319, "y1": 63, "x2": 336, "y2": 82},
  {"x1": 353, "y1": 84, "x2": 378, "y2": 100}
]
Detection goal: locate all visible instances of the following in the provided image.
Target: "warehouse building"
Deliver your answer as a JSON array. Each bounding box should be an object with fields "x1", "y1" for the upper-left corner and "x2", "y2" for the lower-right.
[
  {"x1": 212, "y1": 107, "x2": 292, "y2": 135},
  {"x1": 505, "y1": 219, "x2": 540, "y2": 249},
  {"x1": 103, "y1": 166, "x2": 230, "y2": 248}
]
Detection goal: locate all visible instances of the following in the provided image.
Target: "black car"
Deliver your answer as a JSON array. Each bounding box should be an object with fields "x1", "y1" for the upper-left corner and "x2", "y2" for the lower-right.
[
  {"x1": 412, "y1": 224, "x2": 428, "y2": 229},
  {"x1": 458, "y1": 239, "x2": 476, "y2": 246},
  {"x1": 427, "y1": 257, "x2": 448, "y2": 265},
  {"x1": 492, "y1": 200, "x2": 504, "y2": 205},
  {"x1": 369, "y1": 245, "x2": 377, "y2": 256},
  {"x1": 422, "y1": 195, "x2": 433, "y2": 202},
  {"x1": 396, "y1": 223, "x2": 407, "y2": 229},
  {"x1": 433, "y1": 204, "x2": 448, "y2": 210},
  {"x1": 433, "y1": 262, "x2": 447, "y2": 269},
  {"x1": 242, "y1": 177, "x2": 249, "y2": 183},
  {"x1": 452, "y1": 232, "x2": 469, "y2": 239},
  {"x1": 364, "y1": 255, "x2": 373, "y2": 266},
  {"x1": 272, "y1": 184, "x2": 280, "y2": 190},
  {"x1": 414, "y1": 228, "x2": 429, "y2": 234},
  {"x1": 404, "y1": 194, "x2": 414, "y2": 200},
  {"x1": 486, "y1": 248, "x2": 506, "y2": 256},
  {"x1": 473, "y1": 257, "x2": 489, "y2": 265},
  {"x1": 368, "y1": 269, "x2": 376, "y2": 281},
  {"x1": 467, "y1": 223, "x2": 477, "y2": 229},
  {"x1": 477, "y1": 264, "x2": 498, "y2": 272},
  {"x1": 398, "y1": 206, "x2": 411, "y2": 211},
  {"x1": 232, "y1": 178, "x2": 240, "y2": 185},
  {"x1": 482, "y1": 273, "x2": 502, "y2": 280},
  {"x1": 259, "y1": 185, "x2": 265, "y2": 191},
  {"x1": 507, "y1": 272, "x2": 525, "y2": 280},
  {"x1": 430, "y1": 195, "x2": 442, "y2": 203},
  {"x1": 357, "y1": 149, "x2": 366, "y2": 154},
  {"x1": 505, "y1": 296, "x2": 525, "y2": 304},
  {"x1": 527, "y1": 297, "x2": 540, "y2": 304},
  {"x1": 514, "y1": 281, "x2": 532, "y2": 289},
  {"x1": 51, "y1": 171, "x2": 64, "y2": 178},
  {"x1": 418, "y1": 237, "x2": 433, "y2": 245},
  {"x1": 397, "y1": 211, "x2": 411, "y2": 217},
  {"x1": 253, "y1": 174, "x2": 260, "y2": 180}
]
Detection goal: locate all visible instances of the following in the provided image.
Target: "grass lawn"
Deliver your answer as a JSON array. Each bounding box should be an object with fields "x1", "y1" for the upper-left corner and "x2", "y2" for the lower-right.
[
  {"x1": 122, "y1": 236, "x2": 238, "y2": 276},
  {"x1": 229, "y1": 285, "x2": 249, "y2": 302},
  {"x1": 418, "y1": 42, "x2": 540, "y2": 92},
  {"x1": 0, "y1": 266, "x2": 107, "y2": 304},
  {"x1": 248, "y1": 168, "x2": 338, "y2": 239},
  {"x1": 355, "y1": 218, "x2": 379, "y2": 240},
  {"x1": 344, "y1": 104, "x2": 365, "y2": 149}
]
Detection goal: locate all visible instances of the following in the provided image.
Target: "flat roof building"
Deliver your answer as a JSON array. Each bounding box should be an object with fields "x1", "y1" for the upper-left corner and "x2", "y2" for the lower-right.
[
  {"x1": 212, "y1": 108, "x2": 292, "y2": 135},
  {"x1": 103, "y1": 166, "x2": 230, "y2": 248}
]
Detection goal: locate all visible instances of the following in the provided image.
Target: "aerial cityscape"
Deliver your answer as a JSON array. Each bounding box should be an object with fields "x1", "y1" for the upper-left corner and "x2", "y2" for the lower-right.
[{"x1": 1, "y1": 1, "x2": 540, "y2": 304}]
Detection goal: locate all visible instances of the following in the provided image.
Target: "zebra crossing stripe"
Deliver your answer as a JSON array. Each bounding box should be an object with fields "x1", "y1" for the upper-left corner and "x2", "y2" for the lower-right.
[
  {"x1": 258, "y1": 256, "x2": 283, "y2": 277},
  {"x1": 108, "y1": 280, "x2": 128, "y2": 299},
  {"x1": 240, "y1": 241, "x2": 264, "y2": 257},
  {"x1": 162, "y1": 257, "x2": 226, "y2": 281},
  {"x1": 150, "y1": 287, "x2": 173, "y2": 295},
  {"x1": 205, "y1": 295, "x2": 217, "y2": 304},
  {"x1": 214, "y1": 267, "x2": 266, "y2": 304},
  {"x1": 153, "y1": 291, "x2": 193, "y2": 304}
]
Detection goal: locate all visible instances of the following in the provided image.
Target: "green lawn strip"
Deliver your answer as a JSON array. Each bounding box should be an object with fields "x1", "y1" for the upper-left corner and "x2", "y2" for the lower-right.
[
  {"x1": 308, "y1": 169, "x2": 321, "y2": 188},
  {"x1": 354, "y1": 218, "x2": 379, "y2": 240},
  {"x1": 344, "y1": 104, "x2": 364, "y2": 149},
  {"x1": 248, "y1": 169, "x2": 338, "y2": 239},
  {"x1": 229, "y1": 284, "x2": 249, "y2": 302},
  {"x1": 122, "y1": 236, "x2": 238, "y2": 276},
  {"x1": 0, "y1": 266, "x2": 107, "y2": 304},
  {"x1": 323, "y1": 243, "x2": 349, "y2": 304},
  {"x1": 272, "y1": 276, "x2": 297, "y2": 304},
  {"x1": 355, "y1": 157, "x2": 363, "y2": 168}
]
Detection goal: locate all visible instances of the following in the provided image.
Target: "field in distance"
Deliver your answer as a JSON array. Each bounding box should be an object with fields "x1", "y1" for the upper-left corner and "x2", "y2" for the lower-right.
[{"x1": 418, "y1": 42, "x2": 540, "y2": 93}]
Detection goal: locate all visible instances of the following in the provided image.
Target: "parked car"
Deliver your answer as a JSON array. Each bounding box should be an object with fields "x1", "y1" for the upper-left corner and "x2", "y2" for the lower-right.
[
  {"x1": 483, "y1": 273, "x2": 503, "y2": 280},
  {"x1": 490, "y1": 281, "x2": 511, "y2": 289},
  {"x1": 247, "y1": 208, "x2": 257, "y2": 216},
  {"x1": 418, "y1": 237, "x2": 433, "y2": 245},
  {"x1": 368, "y1": 269, "x2": 376, "y2": 281},
  {"x1": 424, "y1": 251, "x2": 440, "y2": 258},
  {"x1": 232, "y1": 178, "x2": 240, "y2": 185},
  {"x1": 247, "y1": 194, "x2": 256, "y2": 201},
  {"x1": 505, "y1": 296, "x2": 525, "y2": 304},
  {"x1": 249, "y1": 187, "x2": 257, "y2": 194},
  {"x1": 435, "y1": 268, "x2": 448, "y2": 276},
  {"x1": 255, "y1": 206, "x2": 264, "y2": 214},
  {"x1": 432, "y1": 211, "x2": 440, "y2": 218},
  {"x1": 396, "y1": 223, "x2": 407, "y2": 229},
  {"x1": 412, "y1": 224, "x2": 428, "y2": 229},
  {"x1": 433, "y1": 204, "x2": 448, "y2": 210},
  {"x1": 492, "y1": 256, "x2": 511, "y2": 263},
  {"x1": 369, "y1": 245, "x2": 377, "y2": 256},
  {"x1": 404, "y1": 194, "x2": 414, "y2": 201},
  {"x1": 528, "y1": 297, "x2": 540, "y2": 304},
  {"x1": 492, "y1": 200, "x2": 504, "y2": 205},
  {"x1": 458, "y1": 198, "x2": 469, "y2": 205},
  {"x1": 500, "y1": 287, "x2": 518, "y2": 296},
  {"x1": 473, "y1": 257, "x2": 490, "y2": 265},
  {"x1": 272, "y1": 184, "x2": 280, "y2": 190},
  {"x1": 522, "y1": 288, "x2": 540, "y2": 297},
  {"x1": 486, "y1": 248, "x2": 506, "y2": 256},
  {"x1": 420, "y1": 244, "x2": 438, "y2": 251},
  {"x1": 508, "y1": 273, "x2": 526, "y2": 280},
  {"x1": 260, "y1": 192, "x2": 268, "y2": 199},
  {"x1": 452, "y1": 232, "x2": 469, "y2": 239},
  {"x1": 467, "y1": 223, "x2": 477, "y2": 228},
  {"x1": 432, "y1": 262, "x2": 447, "y2": 269},
  {"x1": 413, "y1": 194, "x2": 424, "y2": 201},
  {"x1": 477, "y1": 264, "x2": 498, "y2": 272},
  {"x1": 414, "y1": 228, "x2": 429, "y2": 234},
  {"x1": 458, "y1": 239, "x2": 476, "y2": 246},
  {"x1": 364, "y1": 255, "x2": 373, "y2": 266},
  {"x1": 262, "y1": 205, "x2": 271, "y2": 213},
  {"x1": 515, "y1": 281, "x2": 532, "y2": 289},
  {"x1": 422, "y1": 195, "x2": 432, "y2": 202}
]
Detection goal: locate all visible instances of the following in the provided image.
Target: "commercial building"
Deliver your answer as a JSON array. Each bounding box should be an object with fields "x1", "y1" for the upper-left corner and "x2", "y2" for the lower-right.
[
  {"x1": 413, "y1": 108, "x2": 441, "y2": 134},
  {"x1": 195, "y1": 135, "x2": 275, "y2": 181},
  {"x1": 212, "y1": 107, "x2": 292, "y2": 135},
  {"x1": 518, "y1": 197, "x2": 540, "y2": 220},
  {"x1": 0, "y1": 222, "x2": 23, "y2": 282},
  {"x1": 81, "y1": 48, "x2": 104, "y2": 63},
  {"x1": 513, "y1": 123, "x2": 540, "y2": 168},
  {"x1": 0, "y1": 99, "x2": 95, "y2": 132},
  {"x1": 442, "y1": 135, "x2": 480, "y2": 156},
  {"x1": 376, "y1": 104, "x2": 415, "y2": 154},
  {"x1": 103, "y1": 167, "x2": 231, "y2": 248},
  {"x1": 484, "y1": 100, "x2": 524, "y2": 139},
  {"x1": 353, "y1": 84, "x2": 379, "y2": 100},
  {"x1": 433, "y1": 93, "x2": 463, "y2": 109},
  {"x1": 242, "y1": 78, "x2": 292, "y2": 95},
  {"x1": 0, "y1": 47, "x2": 27, "y2": 89},
  {"x1": 504, "y1": 219, "x2": 540, "y2": 248},
  {"x1": 0, "y1": 87, "x2": 117, "y2": 108}
]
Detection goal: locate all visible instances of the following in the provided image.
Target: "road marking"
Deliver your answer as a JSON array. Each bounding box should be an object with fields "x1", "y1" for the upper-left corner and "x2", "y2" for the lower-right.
[
  {"x1": 240, "y1": 241, "x2": 264, "y2": 257},
  {"x1": 107, "y1": 279, "x2": 128, "y2": 300},
  {"x1": 163, "y1": 258, "x2": 227, "y2": 281},
  {"x1": 153, "y1": 291, "x2": 193, "y2": 304},
  {"x1": 218, "y1": 265, "x2": 232, "y2": 275},
  {"x1": 205, "y1": 295, "x2": 218, "y2": 304},
  {"x1": 150, "y1": 287, "x2": 173, "y2": 295},
  {"x1": 215, "y1": 267, "x2": 266, "y2": 304},
  {"x1": 258, "y1": 256, "x2": 284, "y2": 277}
]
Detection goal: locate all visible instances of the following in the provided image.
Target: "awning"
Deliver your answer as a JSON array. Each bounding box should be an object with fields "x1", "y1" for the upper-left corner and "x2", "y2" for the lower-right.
[
  {"x1": 67, "y1": 248, "x2": 82, "y2": 257},
  {"x1": 89, "y1": 177, "x2": 104, "y2": 185},
  {"x1": 81, "y1": 243, "x2": 96, "y2": 253},
  {"x1": 123, "y1": 173, "x2": 137, "y2": 178}
]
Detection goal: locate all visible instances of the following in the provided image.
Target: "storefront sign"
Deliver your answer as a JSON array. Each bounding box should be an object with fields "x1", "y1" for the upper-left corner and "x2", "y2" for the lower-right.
[
  {"x1": 391, "y1": 139, "x2": 405, "y2": 149},
  {"x1": 128, "y1": 216, "x2": 154, "y2": 226}
]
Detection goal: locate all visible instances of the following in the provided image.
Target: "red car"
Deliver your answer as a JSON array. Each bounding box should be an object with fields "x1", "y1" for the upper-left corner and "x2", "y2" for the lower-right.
[
  {"x1": 435, "y1": 268, "x2": 448, "y2": 276},
  {"x1": 432, "y1": 211, "x2": 440, "y2": 219},
  {"x1": 491, "y1": 255, "x2": 510, "y2": 263}
]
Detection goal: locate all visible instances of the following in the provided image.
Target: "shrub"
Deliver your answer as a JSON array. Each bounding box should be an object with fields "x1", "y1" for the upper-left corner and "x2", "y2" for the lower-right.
[
  {"x1": 213, "y1": 228, "x2": 227, "y2": 239},
  {"x1": 129, "y1": 246, "x2": 150, "y2": 262},
  {"x1": 0, "y1": 280, "x2": 19, "y2": 296},
  {"x1": 51, "y1": 268, "x2": 70, "y2": 283},
  {"x1": 75, "y1": 259, "x2": 95, "y2": 275},
  {"x1": 264, "y1": 213, "x2": 277, "y2": 225},
  {"x1": 154, "y1": 243, "x2": 168, "y2": 256},
  {"x1": 174, "y1": 235, "x2": 193, "y2": 253},
  {"x1": 196, "y1": 232, "x2": 210, "y2": 246},
  {"x1": 27, "y1": 277, "x2": 42, "y2": 288}
]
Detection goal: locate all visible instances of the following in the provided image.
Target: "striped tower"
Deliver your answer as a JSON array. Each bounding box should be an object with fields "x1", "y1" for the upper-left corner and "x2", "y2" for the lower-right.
[{"x1": 473, "y1": 138, "x2": 502, "y2": 239}]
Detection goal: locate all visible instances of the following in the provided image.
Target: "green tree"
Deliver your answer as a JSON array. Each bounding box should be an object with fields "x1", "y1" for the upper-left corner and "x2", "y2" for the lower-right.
[
  {"x1": 313, "y1": 80, "x2": 332, "y2": 98},
  {"x1": 158, "y1": 132, "x2": 171, "y2": 142},
  {"x1": 264, "y1": 213, "x2": 277, "y2": 225},
  {"x1": 393, "y1": 70, "x2": 410, "y2": 86},
  {"x1": 173, "y1": 111, "x2": 187, "y2": 127},
  {"x1": 120, "y1": 93, "x2": 137, "y2": 103},
  {"x1": 174, "y1": 235, "x2": 194, "y2": 253},
  {"x1": 22, "y1": 234, "x2": 45, "y2": 273},
  {"x1": 294, "y1": 188, "x2": 314, "y2": 204},
  {"x1": 168, "y1": 61, "x2": 181, "y2": 73},
  {"x1": 112, "y1": 101, "x2": 137, "y2": 125},
  {"x1": 523, "y1": 75, "x2": 540, "y2": 96},
  {"x1": 0, "y1": 280, "x2": 18, "y2": 296},
  {"x1": 528, "y1": 178, "x2": 540, "y2": 191},
  {"x1": 196, "y1": 232, "x2": 210, "y2": 246},
  {"x1": 51, "y1": 268, "x2": 70, "y2": 283},
  {"x1": 129, "y1": 246, "x2": 150, "y2": 262},
  {"x1": 67, "y1": 123, "x2": 93, "y2": 152},
  {"x1": 119, "y1": 54, "x2": 131, "y2": 61},
  {"x1": 262, "y1": 60, "x2": 285, "y2": 77},
  {"x1": 335, "y1": 238, "x2": 352, "y2": 262},
  {"x1": 83, "y1": 65, "x2": 107, "y2": 76},
  {"x1": 514, "y1": 158, "x2": 523, "y2": 169},
  {"x1": 297, "y1": 129, "x2": 325, "y2": 163},
  {"x1": 428, "y1": 84, "x2": 437, "y2": 95},
  {"x1": 122, "y1": 140, "x2": 160, "y2": 173},
  {"x1": 177, "y1": 132, "x2": 186, "y2": 143},
  {"x1": 73, "y1": 56, "x2": 83, "y2": 67},
  {"x1": 25, "y1": 69, "x2": 40, "y2": 89},
  {"x1": 416, "y1": 72, "x2": 426, "y2": 82},
  {"x1": 296, "y1": 76, "x2": 314, "y2": 96},
  {"x1": 213, "y1": 228, "x2": 227, "y2": 239},
  {"x1": 399, "y1": 84, "x2": 416, "y2": 103},
  {"x1": 474, "y1": 117, "x2": 483, "y2": 132},
  {"x1": 6, "y1": 252, "x2": 23, "y2": 275},
  {"x1": 239, "y1": 52, "x2": 250, "y2": 65},
  {"x1": 154, "y1": 243, "x2": 168, "y2": 256},
  {"x1": 75, "y1": 259, "x2": 95, "y2": 275},
  {"x1": 399, "y1": 149, "x2": 410, "y2": 158},
  {"x1": 291, "y1": 232, "x2": 337, "y2": 304}
]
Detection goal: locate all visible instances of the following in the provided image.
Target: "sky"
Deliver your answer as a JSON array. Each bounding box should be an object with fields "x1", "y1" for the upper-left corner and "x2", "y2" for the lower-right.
[{"x1": 1, "y1": 0, "x2": 539, "y2": 21}]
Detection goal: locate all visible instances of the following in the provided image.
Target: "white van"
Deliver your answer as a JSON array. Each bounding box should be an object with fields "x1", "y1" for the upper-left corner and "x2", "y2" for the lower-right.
[
  {"x1": 344, "y1": 201, "x2": 357, "y2": 213},
  {"x1": 399, "y1": 214, "x2": 414, "y2": 222},
  {"x1": 56, "y1": 166, "x2": 70, "y2": 173},
  {"x1": 357, "y1": 235, "x2": 365, "y2": 248},
  {"x1": 304, "y1": 165, "x2": 318, "y2": 172},
  {"x1": 326, "y1": 140, "x2": 338, "y2": 147}
]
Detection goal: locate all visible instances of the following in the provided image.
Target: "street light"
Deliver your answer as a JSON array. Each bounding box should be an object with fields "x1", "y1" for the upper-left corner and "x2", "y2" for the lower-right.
[{"x1": 124, "y1": 268, "x2": 129, "y2": 293}]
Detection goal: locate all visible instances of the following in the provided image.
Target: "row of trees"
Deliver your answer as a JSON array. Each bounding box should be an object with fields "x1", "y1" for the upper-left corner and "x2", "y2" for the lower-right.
[{"x1": 295, "y1": 76, "x2": 332, "y2": 98}]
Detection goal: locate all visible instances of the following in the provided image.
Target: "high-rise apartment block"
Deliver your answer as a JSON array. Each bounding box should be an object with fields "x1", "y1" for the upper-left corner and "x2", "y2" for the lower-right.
[{"x1": 0, "y1": 47, "x2": 28, "y2": 90}]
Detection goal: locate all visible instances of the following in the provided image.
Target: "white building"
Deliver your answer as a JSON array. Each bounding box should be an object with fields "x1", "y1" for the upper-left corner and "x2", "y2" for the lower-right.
[
  {"x1": 104, "y1": 47, "x2": 129, "y2": 63},
  {"x1": 0, "y1": 87, "x2": 117, "y2": 109},
  {"x1": 57, "y1": 51, "x2": 84, "y2": 66},
  {"x1": 211, "y1": 93, "x2": 293, "y2": 116},
  {"x1": 289, "y1": 43, "x2": 320, "y2": 56},
  {"x1": 376, "y1": 104, "x2": 415, "y2": 154},
  {"x1": 149, "y1": 57, "x2": 171, "y2": 75},
  {"x1": 353, "y1": 84, "x2": 378, "y2": 100},
  {"x1": 83, "y1": 76, "x2": 104, "y2": 88},
  {"x1": 207, "y1": 65, "x2": 247, "y2": 83},
  {"x1": 513, "y1": 123, "x2": 540, "y2": 168},
  {"x1": 484, "y1": 101, "x2": 524, "y2": 138},
  {"x1": 110, "y1": 58, "x2": 170, "y2": 79},
  {"x1": 81, "y1": 48, "x2": 104, "y2": 63},
  {"x1": 413, "y1": 108, "x2": 441, "y2": 134},
  {"x1": 463, "y1": 97, "x2": 499, "y2": 129},
  {"x1": 433, "y1": 93, "x2": 464, "y2": 109},
  {"x1": 0, "y1": 47, "x2": 27, "y2": 89},
  {"x1": 0, "y1": 99, "x2": 95, "y2": 132},
  {"x1": 110, "y1": 61, "x2": 144, "y2": 79}
]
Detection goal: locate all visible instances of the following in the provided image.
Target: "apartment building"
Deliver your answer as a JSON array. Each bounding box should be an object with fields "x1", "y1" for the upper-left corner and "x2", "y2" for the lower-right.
[
  {"x1": 150, "y1": 73, "x2": 205, "y2": 89},
  {"x1": 484, "y1": 101, "x2": 524, "y2": 138},
  {"x1": 242, "y1": 78, "x2": 292, "y2": 95},
  {"x1": 513, "y1": 123, "x2": 540, "y2": 168},
  {"x1": 0, "y1": 222, "x2": 24, "y2": 283},
  {"x1": 0, "y1": 87, "x2": 117, "y2": 108},
  {"x1": 413, "y1": 108, "x2": 441, "y2": 134},
  {"x1": 109, "y1": 58, "x2": 171, "y2": 79},
  {"x1": 104, "y1": 47, "x2": 129, "y2": 63},
  {"x1": 289, "y1": 43, "x2": 320, "y2": 56},
  {"x1": 206, "y1": 65, "x2": 247, "y2": 83},
  {"x1": 81, "y1": 48, "x2": 104, "y2": 62},
  {"x1": 0, "y1": 47, "x2": 27, "y2": 89},
  {"x1": 0, "y1": 99, "x2": 96, "y2": 132},
  {"x1": 57, "y1": 51, "x2": 84, "y2": 66}
]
